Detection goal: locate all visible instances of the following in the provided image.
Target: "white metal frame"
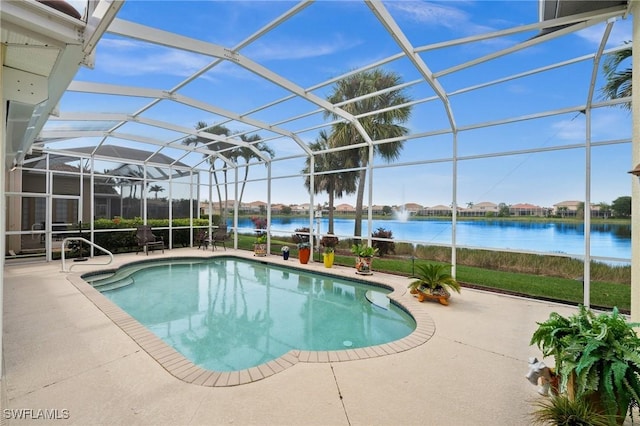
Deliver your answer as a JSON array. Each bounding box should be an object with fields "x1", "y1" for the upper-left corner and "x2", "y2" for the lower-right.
[{"x1": 2, "y1": 0, "x2": 636, "y2": 304}]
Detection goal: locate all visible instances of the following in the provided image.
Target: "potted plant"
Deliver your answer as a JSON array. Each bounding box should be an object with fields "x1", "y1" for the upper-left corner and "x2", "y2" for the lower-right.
[
  {"x1": 529, "y1": 305, "x2": 640, "y2": 424},
  {"x1": 320, "y1": 234, "x2": 339, "y2": 268},
  {"x1": 407, "y1": 263, "x2": 461, "y2": 305},
  {"x1": 251, "y1": 216, "x2": 268, "y2": 257},
  {"x1": 254, "y1": 234, "x2": 267, "y2": 257},
  {"x1": 351, "y1": 243, "x2": 378, "y2": 275},
  {"x1": 281, "y1": 245, "x2": 290, "y2": 260},
  {"x1": 293, "y1": 227, "x2": 311, "y2": 264}
]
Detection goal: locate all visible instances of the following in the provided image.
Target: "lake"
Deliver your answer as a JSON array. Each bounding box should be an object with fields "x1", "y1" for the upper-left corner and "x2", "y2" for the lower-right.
[{"x1": 232, "y1": 217, "x2": 631, "y2": 263}]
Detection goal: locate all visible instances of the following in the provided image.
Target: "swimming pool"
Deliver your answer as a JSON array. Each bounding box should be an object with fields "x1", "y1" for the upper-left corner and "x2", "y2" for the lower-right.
[{"x1": 84, "y1": 257, "x2": 417, "y2": 373}]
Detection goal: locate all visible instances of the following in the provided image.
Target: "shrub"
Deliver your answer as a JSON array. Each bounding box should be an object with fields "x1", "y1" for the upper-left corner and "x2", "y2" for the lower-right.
[
  {"x1": 251, "y1": 216, "x2": 268, "y2": 242},
  {"x1": 293, "y1": 227, "x2": 311, "y2": 245},
  {"x1": 372, "y1": 227, "x2": 395, "y2": 257},
  {"x1": 320, "y1": 234, "x2": 339, "y2": 251},
  {"x1": 84, "y1": 217, "x2": 213, "y2": 253}
]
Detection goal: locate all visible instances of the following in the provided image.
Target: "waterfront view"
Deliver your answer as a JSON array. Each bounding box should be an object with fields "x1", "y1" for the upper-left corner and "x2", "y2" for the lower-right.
[{"x1": 234, "y1": 217, "x2": 631, "y2": 262}]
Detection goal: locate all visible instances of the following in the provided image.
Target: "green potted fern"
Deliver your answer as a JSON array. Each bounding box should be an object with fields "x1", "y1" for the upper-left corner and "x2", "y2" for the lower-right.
[
  {"x1": 407, "y1": 263, "x2": 461, "y2": 306},
  {"x1": 529, "y1": 305, "x2": 640, "y2": 424}
]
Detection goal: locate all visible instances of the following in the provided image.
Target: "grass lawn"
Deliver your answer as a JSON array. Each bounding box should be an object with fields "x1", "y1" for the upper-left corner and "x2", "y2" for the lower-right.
[{"x1": 236, "y1": 234, "x2": 631, "y2": 312}]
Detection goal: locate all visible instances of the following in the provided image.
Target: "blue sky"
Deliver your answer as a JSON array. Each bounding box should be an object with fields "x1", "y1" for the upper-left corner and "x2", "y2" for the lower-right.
[{"x1": 54, "y1": 1, "x2": 633, "y2": 209}]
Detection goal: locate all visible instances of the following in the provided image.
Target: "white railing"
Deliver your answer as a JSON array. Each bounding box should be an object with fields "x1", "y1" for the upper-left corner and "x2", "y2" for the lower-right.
[{"x1": 60, "y1": 237, "x2": 114, "y2": 272}]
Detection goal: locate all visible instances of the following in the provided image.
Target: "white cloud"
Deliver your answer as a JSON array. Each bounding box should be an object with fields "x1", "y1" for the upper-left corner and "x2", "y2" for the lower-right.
[
  {"x1": 551, "y1": 117, "x2": 586, "y2": 141},
  {"x1": 591, "y1": 109, "x2": 632, "y2": 139},
  {"x1": 245, "y1": 35, "x2": 363, "y2": 61},
  {"x1": 551, "y1": 108, "x2": 631, "y2": 142},
  {"x1": 97, "y1": 38, "x2": 211, "y2": 77},
  {"x1": 386, "y1": 1, "x2": 495, "y2": 35},
  {"x1": 506, "y1": 84, "x2": 531, "y2": 95},
  {"x1": 103, "y1": 50, "x2": 211, "y2": 77},
  {"x1": 574, "y1": 18, "x2": 632, "y2": 48},
  {"x1": 96, "y1": 37, "x2": 256, "y2": 82}
]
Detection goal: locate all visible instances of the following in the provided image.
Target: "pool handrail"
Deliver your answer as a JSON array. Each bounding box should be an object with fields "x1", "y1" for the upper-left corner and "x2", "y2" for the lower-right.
[{"x1": 61, "y1": 237, "x2": 114, "y2": 272}]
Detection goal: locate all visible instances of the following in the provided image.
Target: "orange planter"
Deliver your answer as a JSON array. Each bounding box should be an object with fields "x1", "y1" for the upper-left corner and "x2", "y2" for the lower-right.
[
  {"x1": 416, "y1": 289, "x2": 450, "y2": 305},
  {"x1": 298, "y1": 247, "x2": 311, "y2": 264}
]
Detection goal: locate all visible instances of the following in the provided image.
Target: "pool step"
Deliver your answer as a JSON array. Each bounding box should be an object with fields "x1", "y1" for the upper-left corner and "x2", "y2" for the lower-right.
[
  {"x1": 365, "y1": 290, "x2": 390, "y2": 310},
  {"x1": 87, "y1": 258, "x2": 207, "y2": 291},
  {"x1": 93, "y1": 277, "x2": 134, "y2": 292},
  {"x1": 83, "y1": 272, "x2": 116, "y2": 283}
]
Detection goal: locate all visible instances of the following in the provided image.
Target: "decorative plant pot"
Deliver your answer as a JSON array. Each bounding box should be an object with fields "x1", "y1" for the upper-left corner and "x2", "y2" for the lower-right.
[
  {"x1": 355, "y1": 256, "x2": 373, "y2": 275},
  {"x1": 323, "y1": 251, "x2": 334, "y2": 268},
  {"x1": 282, "y1": 251, "x2": 289, "y2": 260},
  {"x1": 298, "y1": 247, "x2": 311, "y2": 264},
  {"x1": 416, "y1": 287, "x2": 451, "y2": 305},
  {"x1": 254, "y1": 243, "x2": 267, "y2": 257}
]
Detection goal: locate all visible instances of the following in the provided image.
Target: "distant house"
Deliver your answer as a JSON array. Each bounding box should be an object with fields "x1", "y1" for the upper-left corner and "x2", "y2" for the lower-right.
[
  {"x1": 553, "y1": 200, "x2": 606, "y2": 218},
  {"x1": 271, "y1": 203, "x2": 286, "y2": 214},
  {"x1": 423, "y1": 204, "x2": 452, "y2": 216},
  {"x1": 335, "y1": 203, "x2": 356, "y2": 214},
  {"x1": 372, "y1": 205, "x2": 387, "y2": 215},
  {"x1": 245, "y1": 200, "x2": 267, "y2": 214},
  {"x1": 199, "y1": 199, "x2": 237, "y2": 216},
  {"x1": 208, "y1": 198, "x2": 593, "y2": 220},
  {"x1": 553, "y1": 200, "x2": 582, "y2": 218},
  {"x1": 397, "y1": 203, "x2": 422, "y2": 215},
  {"x1": 510, "y1": 203, "x2": 547, "y2": 217},
  {"x1": 291, "y1": 203, "x2": 310, "y2": 214},
  {"x1": 461, "y1": 201, "x2": 498, "y2": 217}
]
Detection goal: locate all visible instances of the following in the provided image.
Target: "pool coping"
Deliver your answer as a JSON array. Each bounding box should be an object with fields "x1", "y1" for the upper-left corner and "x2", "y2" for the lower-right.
[{"x1": 67, "y1": 253, "x2": 436, "y2": 387}]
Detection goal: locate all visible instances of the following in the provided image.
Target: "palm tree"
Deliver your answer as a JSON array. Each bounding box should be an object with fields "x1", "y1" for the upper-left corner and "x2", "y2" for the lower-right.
[
  {"x1": 601, "y1": 41, "x2": 631, "y2": 110},
  {"x1": 302, "y1": 130, "x2": 358, "y2": 234},
  {"x1": 324, "y1": 69, "x2": 412, "y2": 237},
  {"x1": 183, "y1": 121, "x2": 232, "y2": 219},
  {"x1": 148, "y1": 184, "x2": 164, "y2": 199},
  {"x1": 597, "y1": 202, "x2": 611, "y2": 219},
  {"x1": 233, "y1": 134, "x2": 275, "y2": 209}
]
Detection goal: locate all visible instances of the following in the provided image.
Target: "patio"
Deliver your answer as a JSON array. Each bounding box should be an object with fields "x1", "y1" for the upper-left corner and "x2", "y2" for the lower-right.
[{"x1": 2, "y1": 248, "x2": 621, "y2": 425}]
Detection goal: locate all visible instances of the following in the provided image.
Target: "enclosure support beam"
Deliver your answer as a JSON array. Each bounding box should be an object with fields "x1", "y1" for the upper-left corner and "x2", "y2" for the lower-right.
[{"x1": 631, "y1": 1, "x2": 640, "y2": 324}]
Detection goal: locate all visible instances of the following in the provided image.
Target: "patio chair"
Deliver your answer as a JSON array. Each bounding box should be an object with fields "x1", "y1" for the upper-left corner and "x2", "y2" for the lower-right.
[
  {"x1": 212, "y1": 224, "x2": 229, "y2": 251},
  {"x1": 135, "y1": 225, "x2": 164, "y2": 255},
  {"x1": 195, "y1": 229, "x2": 210, "y2": 250}
]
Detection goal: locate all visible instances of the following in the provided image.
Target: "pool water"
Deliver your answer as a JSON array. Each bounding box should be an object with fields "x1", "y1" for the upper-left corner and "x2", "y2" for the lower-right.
[{"x1": 89, "y1": 257, "x2": 416, "y2": 372}]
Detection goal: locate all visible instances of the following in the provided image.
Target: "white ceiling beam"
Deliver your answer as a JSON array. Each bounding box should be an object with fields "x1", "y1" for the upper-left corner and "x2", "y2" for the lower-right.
[
  {"x1": 366, "y1": 0, "x2": 456, "y2": 131},
  {"x1": 50, "y1": 112, "x2": 256, "y2": 150},
  {"x1": 585, "y1": 19, "x2": 615, "y2": 109},
  {"x1": 83, "y1": 0, "x2": 125, "y2": 55},
  {"x1": 434, "y1": 13, "x2": 623, "y2": 79},
  {"x1": 76, "y1": 1, "x2": 313, "y2": 165},
  {"x1": 66, "y1": 81, "x2": 314, "y2": 156},
  {"x1": 107, "y1": 18, "x2": 374, "y2": 146},
  {"x1": 38, "y1": 129, "x2": 226, "y2": 158},
  {"x1": 165, "y1": 0, "x2": 313, "y2": 95},
  {"x1": 171, "y1": 94, "x2": 313, "y2": 156},
  {"x1": 416, "y1": 5, "x2": 626, "y2": 54},
  {"x1": 68, "y1": 80, "x2": 167, "y2": 98},
  {"x1": 63, "y1": 83, "x2": 271, "y2": 160}
]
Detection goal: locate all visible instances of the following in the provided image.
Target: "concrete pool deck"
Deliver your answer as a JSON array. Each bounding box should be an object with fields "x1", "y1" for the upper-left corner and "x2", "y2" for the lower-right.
[{"x1": 1, "y1": 248, "x2": 633, "y2": 425}]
